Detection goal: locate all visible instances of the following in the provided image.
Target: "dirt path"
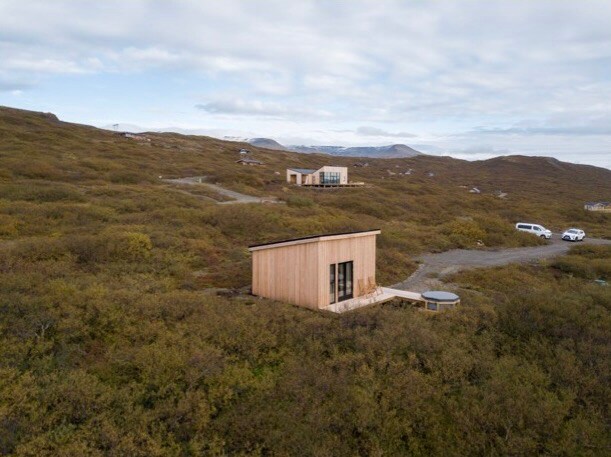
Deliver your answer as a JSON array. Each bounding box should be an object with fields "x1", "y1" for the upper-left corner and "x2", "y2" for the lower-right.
[
  {"x1": 392, "y1": 236, "x2": 611, "y2": 292},
  {"x1": 163, "y1": 176, "x2": 281, "y2": 205}
]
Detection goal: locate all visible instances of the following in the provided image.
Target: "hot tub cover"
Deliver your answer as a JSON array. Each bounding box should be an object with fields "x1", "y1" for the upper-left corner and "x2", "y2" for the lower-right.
[{"x1": 422, "y1": 291, "x2": 460, "y2": 302}]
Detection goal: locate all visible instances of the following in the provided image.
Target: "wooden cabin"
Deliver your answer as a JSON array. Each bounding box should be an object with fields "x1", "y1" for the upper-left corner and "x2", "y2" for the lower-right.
[{"x1": 249, "y1": 230, "x2": 380, "y2": 311}]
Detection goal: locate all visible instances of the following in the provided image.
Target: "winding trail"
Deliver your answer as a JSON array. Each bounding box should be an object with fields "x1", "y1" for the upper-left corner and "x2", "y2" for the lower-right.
[
  {"x1": 392, "y1": 236, "x2": 611, "y2": 292},
  {"x1": 162, "y1": 176, "x2": 281, "y2": 205}
]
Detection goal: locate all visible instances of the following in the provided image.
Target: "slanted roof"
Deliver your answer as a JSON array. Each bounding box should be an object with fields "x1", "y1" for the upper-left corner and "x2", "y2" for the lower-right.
[
  {"x1": 248, "y1": 229, "x2": 381, "y2": 251},
  {"x1": 236, "y1": 158, "x2": 263, "y2": 164},
  {"x1": 288, "y1": 168, "x2": 316, "y2": 174}
]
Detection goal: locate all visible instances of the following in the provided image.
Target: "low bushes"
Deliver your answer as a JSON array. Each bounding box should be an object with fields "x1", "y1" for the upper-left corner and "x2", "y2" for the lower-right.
[
  {"x1": 10, "y1": 231, "x2": 153, "y2": 265},
  {"x1": 285, "y1": 195, "x2": 314, "y2": 208},
  {"x1": 550, "y1": 244, "x2": 611, "y2": 280},
  {"x1": 0, "y1": 182, "x2": 85, "y2": 203},
  {"x1": 0, "y1": 214, "x2": 18, "y2": 238},
  {"x1": 551, "y1": 256, "x2": 610, "y2": 280},
  {"x1": 2, "y1": 249, "x2": 609, "y2": 455},
  {"x1": 444, "y1": 218, "x2": 486, "y2": 247}
]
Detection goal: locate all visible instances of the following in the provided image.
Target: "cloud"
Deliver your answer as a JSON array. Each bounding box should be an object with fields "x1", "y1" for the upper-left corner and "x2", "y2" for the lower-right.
[
  {"x1": 4, "y1": 58, "x2": 91, "y2": 74},
  {"x1": 473, "y1": 125, "x2": 611, "y2": 136},
  {"x1": 453, "y1": 145, "x2": 511, "y2": 155},
  {"x1": 1, "y1": 1, "x2": 611, "y2": 167},
  {"x1": 355, "y1": 126, "x2": 417, "y2": 138},
  {"x1": 195, "y1": 99, "x2": 331, "y2": 119},
  {"x1": 0, "y1": 76, "x2": 33, "y2": 93},
  {"x1": 470, "y1": 113, "x2": 611, "y2": 136}
]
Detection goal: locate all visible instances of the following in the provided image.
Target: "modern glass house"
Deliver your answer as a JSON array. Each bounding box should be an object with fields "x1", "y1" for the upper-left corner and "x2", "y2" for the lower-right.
[{"x1": 286, "y1": 166, "x2": 350, "y2": 186}]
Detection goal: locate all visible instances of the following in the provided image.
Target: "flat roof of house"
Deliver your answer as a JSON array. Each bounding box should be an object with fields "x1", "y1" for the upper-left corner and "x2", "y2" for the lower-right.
[
  {"x1": 288, "y1": 168, "x2": 316, "y2": 174},
  {"x1": 248, "y1": 229, "x2": 381, "y2": 251}
]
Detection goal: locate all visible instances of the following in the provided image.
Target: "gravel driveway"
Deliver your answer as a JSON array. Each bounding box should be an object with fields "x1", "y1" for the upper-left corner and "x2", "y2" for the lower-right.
[{"x1": 392, "y1": 236, "x2": 611, "y2": 292}]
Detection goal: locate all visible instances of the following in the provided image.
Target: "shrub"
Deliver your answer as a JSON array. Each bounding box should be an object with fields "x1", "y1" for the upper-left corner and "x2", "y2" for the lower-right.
[
  {"x1": 60, "y1": 231, "x2": 153, "y2": 264},
  {"x1": 444, "y1": 218, "x2": 486, "y2": 248},
  {"x1": 0, "y1": 215, "x2": 18, "y2": 237},
  {"x1": 0, "y1": 183, "x2": 85, "y2": 203},
  {"x1": 9, "y1": 237, "x2": 70, "y2": 262},
  {"x1": 567, "y1": 244, "x2": 611, "y2": 259},
  {"x1": 13, "y1": 161, "x2": 64, "y2": 179},
  {"x1": 121, "y1": 232, "x2": 153, "y2": 260},
  {"x1": 550, "y1": 256, "x2": 596, "y2": 279},
  {"x1": 285, "y1": 195, "x2": 314, "y2": 208},
  {"x1": 108, "y1": 170, "x2": 146, "y2": 184}
]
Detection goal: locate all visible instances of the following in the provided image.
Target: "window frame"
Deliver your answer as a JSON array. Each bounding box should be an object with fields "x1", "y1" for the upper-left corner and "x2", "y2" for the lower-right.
[
  {"x1": 329, "y1": 261, "x2": 354, "y2": 304},
  {"x1": 320, "y1": 171, "x2": 341, "y2": 185}
]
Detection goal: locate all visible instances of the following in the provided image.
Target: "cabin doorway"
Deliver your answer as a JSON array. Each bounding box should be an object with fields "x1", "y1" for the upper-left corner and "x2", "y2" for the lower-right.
[
  {"x1": 329, "y1": 261, "x2": 353, "y2": 304},
  {"x1": 337, "y1": 261, "x2": 353, "y2": 302}
]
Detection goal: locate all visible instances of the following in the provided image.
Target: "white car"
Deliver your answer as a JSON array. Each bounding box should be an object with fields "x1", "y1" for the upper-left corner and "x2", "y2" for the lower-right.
[
  {"x1": 562, "y1": 228, "x2": 585, "y2": 241},
  {"x1": 515, "y1": 222, "x2": 553, "y2": 239}
]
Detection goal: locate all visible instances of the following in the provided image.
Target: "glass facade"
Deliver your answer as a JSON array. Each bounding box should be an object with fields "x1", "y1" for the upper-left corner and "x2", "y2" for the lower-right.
[
  {"x1": 329, "y1": 261, "x2": 353, "y2": 304},
  {"x1": 337, "y1": 261, "x2": 353, "y2": 301},
  {"x1": 329, "y1": 264, "x2": 336, "y2": 304},
  {"x1": 320, "y1": 171, "x2": 341, "y2": 184}
]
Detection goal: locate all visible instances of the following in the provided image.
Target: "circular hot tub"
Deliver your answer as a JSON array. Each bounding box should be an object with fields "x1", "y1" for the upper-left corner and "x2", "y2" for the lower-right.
[{"x1": 422, "y1": 290, "x2": 460, "y2": 311}]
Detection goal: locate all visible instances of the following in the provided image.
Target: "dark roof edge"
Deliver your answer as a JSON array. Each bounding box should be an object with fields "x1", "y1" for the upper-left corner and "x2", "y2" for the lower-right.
[
  {"x1": 248, "y1": 229, "x2": 381, "y2": 249},
  {"x1": 288, "y1": 167, "x2": 316, "y2": 173}
]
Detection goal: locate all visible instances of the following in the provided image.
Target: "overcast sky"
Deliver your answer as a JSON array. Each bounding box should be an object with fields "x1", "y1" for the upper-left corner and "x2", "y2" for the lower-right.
[{"x1": 1, "y1": 0, "x2": 610, "y2": 168}]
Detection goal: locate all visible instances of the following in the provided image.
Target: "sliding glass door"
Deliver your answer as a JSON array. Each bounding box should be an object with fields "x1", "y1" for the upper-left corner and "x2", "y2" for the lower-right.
[
  {"x1": 329, "y1": 262, "x2": 353, "y2": 304},
  {"x1": 329, "y1": 264, "x2": 336, "y2": 304},
  {"x1": 337, "y1": 261, "x2": 353, "y2": 301},
  {"x1": 329, "y1": 261, "x2": 354, "y2": 304}
]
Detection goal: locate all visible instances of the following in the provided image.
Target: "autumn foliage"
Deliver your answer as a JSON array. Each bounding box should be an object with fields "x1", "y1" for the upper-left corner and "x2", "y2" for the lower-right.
[{"x1": 0, "y1": 107, "x2": 610, "y2": 455}]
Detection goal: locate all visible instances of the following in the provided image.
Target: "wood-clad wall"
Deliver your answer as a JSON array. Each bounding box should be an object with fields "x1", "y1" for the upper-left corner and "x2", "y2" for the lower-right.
[
  {"x1": 251, "y1": 232, "x2": 377, "y2": 309},
  {"x1": 316, "y1": 235, "x2": 376, "y2": 307},
  {"x1": 251, "y1": 241, "x2": 320, "y2": 309}
]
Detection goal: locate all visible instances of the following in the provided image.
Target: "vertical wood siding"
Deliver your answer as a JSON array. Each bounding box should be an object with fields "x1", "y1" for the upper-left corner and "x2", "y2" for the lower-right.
[
  {"x1": 316, "y1": 235, "x2": 376, "y2": 307},
  {"x1": 251, "y1": 233, "x2": 377, "y2": 309},
  {"x1": 252, "y1": 242, "x2": 320, "y2": 309}
]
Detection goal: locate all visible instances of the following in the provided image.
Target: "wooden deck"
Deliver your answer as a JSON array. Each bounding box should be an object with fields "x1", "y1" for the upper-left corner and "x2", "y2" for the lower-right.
[
  {"x1": 381, "y1": 287, "x2": 424, "y2": 302},
  {"x1": 302, "y1": 182, "x2": 365, "y2": 188},
  {"x1": 321, "y1": 289, "x2": 395, "y2": 313},
  {"x1": 321, "y1": 287, "x2": 424, "y2": 313}
]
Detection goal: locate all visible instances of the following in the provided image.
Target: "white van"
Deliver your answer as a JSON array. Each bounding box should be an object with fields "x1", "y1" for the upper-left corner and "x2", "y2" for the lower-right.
[{"x1": 515, "y1": 223, "x2": 552, "y2": 239}]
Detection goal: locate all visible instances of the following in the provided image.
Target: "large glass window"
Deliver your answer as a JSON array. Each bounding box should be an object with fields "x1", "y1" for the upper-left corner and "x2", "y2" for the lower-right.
[
  {"x1": 329, "y1": 264, "x2": 336, "y2": 304},
  {"x1": 320, "y1": 171, "x2": 340, "y2": 184},
  {"x1": 329, "y1": 261, "x2": 353, "y2": 304},
  {"x1": 337, "y1": 261, "x2": 353, "y2": 301}
]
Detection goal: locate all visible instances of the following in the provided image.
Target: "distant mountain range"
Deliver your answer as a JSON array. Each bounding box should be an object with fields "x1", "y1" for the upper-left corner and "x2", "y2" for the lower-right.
[
  {"x1": 101, "y1": 126, "x2": 424, "y2": 159},
  {"x1": 247, "y1": 138, "x2": 423, "y2": 158},
  {"x1": 247, "y1": 138, "x2": 288, "y2": 151}
]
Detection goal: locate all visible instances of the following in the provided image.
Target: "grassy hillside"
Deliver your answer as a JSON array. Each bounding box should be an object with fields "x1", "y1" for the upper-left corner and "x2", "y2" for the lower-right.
[
  {"x1": 1, "y1": 106, "x2": 609, "y2": 287},
  {"x1": 0, "y1": 106, "x2": 610, "y2": 455}
]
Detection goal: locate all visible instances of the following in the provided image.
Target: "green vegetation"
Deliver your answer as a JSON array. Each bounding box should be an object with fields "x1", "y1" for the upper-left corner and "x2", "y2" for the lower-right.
[
  {"x1": 0, "y1": 107, "x2": 610, "y2": 455},
  {"x1": 1, "y1": 238, "x2": 609, "y2": 455},
  {"x1": 1, "y1": 107, "x2": 608, "y2": 287}
]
